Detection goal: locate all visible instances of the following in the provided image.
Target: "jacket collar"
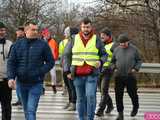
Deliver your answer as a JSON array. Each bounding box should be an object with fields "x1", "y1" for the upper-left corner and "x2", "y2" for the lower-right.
[{"x1": 0, "y1": 38, "x2": 6, "y2": 44}]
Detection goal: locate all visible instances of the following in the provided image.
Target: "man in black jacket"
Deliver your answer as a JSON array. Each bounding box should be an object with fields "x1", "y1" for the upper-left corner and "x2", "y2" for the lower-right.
[{"x1": 7, "y1": 21, "x2": 54, "y2": 120}]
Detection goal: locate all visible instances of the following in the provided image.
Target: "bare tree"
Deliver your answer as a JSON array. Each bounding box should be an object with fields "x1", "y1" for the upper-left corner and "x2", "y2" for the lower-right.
[
  {"x1": 90, "y1": 0, "x2": 160, "y2": 63},
  {"x1": 0, "y1": 0, "x2": 59, "y2": 39}
]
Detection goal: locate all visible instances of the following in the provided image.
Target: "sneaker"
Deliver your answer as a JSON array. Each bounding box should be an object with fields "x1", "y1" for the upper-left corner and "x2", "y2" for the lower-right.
[
  {"x1": 116, "y1": 112, "x2": 124, "y2": 120},
  {"x1": 12, "y1": 101, "x2": 21, "y2": 106},
  {"x1": 67, "y1": 103, "x2": 76, "y2": 111},
  {"x1": 130, "y1": 109, "x2": 138, "y2": 117},
  {"x1": 61, "y1": 91, "x2": 67, "y2": 96},
  {"x1": 95, "y1": 109, "x2": 104, "y2": 117},
  {"x1": 105, "y1": 106, "x2": 114, "y2": 114},
  {"x1": 63, "y1": 103, "x2": 71, "y2": 109}
]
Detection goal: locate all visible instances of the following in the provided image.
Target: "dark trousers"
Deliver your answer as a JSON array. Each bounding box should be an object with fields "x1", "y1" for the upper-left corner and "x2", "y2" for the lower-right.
[
  {"x1": 0, "y1": 80, "x2": 12, "y2": 120},
  {"x1": 115, "y1": 74, "x2": 139, "y2": 113},
  {"x1": 97, "y1": 69, "x2": 113, "y2": 111},
  {"x1": 63, "y1": 73, "x2": 76, "y2": 103}
]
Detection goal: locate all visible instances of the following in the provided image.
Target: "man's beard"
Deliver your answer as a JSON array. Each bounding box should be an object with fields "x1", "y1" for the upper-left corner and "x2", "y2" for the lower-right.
[{"x1": 0, "y1": 34, "x2": 6, "y2": 39}]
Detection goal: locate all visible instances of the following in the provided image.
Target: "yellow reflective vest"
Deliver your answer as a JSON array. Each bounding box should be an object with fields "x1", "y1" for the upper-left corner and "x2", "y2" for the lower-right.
[
  {"x1": 71, "y1": 34, "x2": 99, "y2": 67},
  {"x1": 59, "y1": 38, "x2": 69, "y2": 57},
  {"x1": 103, "y1": 42, "x2": 113, "y2": 67}
]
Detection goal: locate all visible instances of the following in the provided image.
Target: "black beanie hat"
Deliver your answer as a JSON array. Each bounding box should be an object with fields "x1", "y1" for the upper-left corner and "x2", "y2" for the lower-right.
[
  {"x1": 101, "y1": 27, "x2": 112, "y2": 37},
  {"x1": 118, "y1": 33, "x2": 130, "y2": 43},
  {"x1": 70, "y1": 27, "x2": 79, "y2": 36},
  {"x1": 0, "y1": 21, "x2": 6, "y2": 29}
]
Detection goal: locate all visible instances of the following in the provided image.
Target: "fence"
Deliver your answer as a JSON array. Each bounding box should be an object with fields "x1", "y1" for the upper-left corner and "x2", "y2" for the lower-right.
[
  {"x1": 139, "y1": 63, "x2": 160, "y2": 73},
  {"x1": 50, "y1": 62, "x2": 160, "y2": 87}
]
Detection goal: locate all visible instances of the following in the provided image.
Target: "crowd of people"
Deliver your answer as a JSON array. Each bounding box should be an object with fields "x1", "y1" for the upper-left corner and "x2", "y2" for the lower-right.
[{"x1": 0, "y1": 17, "x2": 142, "y2": 120}]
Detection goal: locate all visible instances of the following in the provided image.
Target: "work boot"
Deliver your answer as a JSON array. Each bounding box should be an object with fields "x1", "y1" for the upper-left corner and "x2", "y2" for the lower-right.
[
  {"x1": 63, "y1": 102, "x2": 71, "y2": 109},
  {"x1": 52, "y1": 85, "x2": 57, "y2": 94},
  {"x1": 12, "y1": 101, "x2": 22, "y2": 106},
  {"x1": 116, "y1": 112, "x2": 124, "y2": 120},
  {"x1": 95, "y1": 109, "x2": 104, "y2": 117},
  {"x1": 105, "y1": 105, "x2": 114, "y2": 114},
  {"x1": 130, "y1": 108, "x2": 138, "y2": 117},
  {"x1": 67, "y1": 103, "x2": 76, "y2": 111}
]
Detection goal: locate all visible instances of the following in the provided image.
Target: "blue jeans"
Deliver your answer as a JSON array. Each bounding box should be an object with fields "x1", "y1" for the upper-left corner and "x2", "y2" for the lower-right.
[
  {"x1": 17, "y1": 81, "x2": 43, "y2": 120},
  {"x1": 16, "y1": 80, "x2": 21, "y2": 102},
  {"x1": 74, "y1": 75, "x2": 98, "y2": 120}
]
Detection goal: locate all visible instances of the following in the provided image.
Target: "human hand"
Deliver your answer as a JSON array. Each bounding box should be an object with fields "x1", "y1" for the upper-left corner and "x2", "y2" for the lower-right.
[
  {"x1": 67, "y1": 73, "x2": 72, "y2": 80},
  {"x1": 95, "y1": 61, "x2": 101, "y2": 68},
  {"x1": 8, "y1": 79, "x2": 15, "y2": 89}
]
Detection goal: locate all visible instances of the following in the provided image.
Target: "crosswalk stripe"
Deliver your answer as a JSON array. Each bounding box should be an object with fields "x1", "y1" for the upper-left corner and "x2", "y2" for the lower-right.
[{"x1": 0, "y1": 90, "x2": 160, "y2": 120}]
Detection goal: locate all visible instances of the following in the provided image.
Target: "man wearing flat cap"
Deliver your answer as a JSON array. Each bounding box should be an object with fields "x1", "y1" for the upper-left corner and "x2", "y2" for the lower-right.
[
  {"x1": 111, "y1": 33, "x2": 142, "y2": 120},
  {"x1": 0, "y1": 21, "x2": 12, "y2": 120}
]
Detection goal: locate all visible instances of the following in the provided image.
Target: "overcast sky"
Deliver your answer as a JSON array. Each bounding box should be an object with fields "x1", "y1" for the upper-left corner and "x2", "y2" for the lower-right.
[{"x1": 70, "y1": 0, "x2": 94, "y2": 5}]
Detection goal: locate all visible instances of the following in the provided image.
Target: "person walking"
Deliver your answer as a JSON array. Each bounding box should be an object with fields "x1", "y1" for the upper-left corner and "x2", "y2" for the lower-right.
[
  {"x1": 7, "y1": 21, "x2": 54, "y2": 120},
  {"x1": 96, "y1": 27, "x2": 114, "y2": 117},
  {"x1": 111, "y1": 33, "x2": 142, "y2": 120},
  {"x1": 0, "y1": 21, "x2": 12, "y2": 120},
  {"x1": 62, "y1": 27, "x2": 79, "y2": 111},
  {"x1": 12, "y1": 26, "x2": 25, "y2": 106},
  {"x1": 41, "y1": 28, "x2": 59, "y2": 94},
  {"x1": 63, "y1": 18, "x2": 108, "y2": 120}
]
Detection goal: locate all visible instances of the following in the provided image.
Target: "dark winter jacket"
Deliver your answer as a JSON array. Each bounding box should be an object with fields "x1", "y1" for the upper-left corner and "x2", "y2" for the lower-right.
[{"x1": 7, "y1": 38, "x2": 54, "y2": 84}]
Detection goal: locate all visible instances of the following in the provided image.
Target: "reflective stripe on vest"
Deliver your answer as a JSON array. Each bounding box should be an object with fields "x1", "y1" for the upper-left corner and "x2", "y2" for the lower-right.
[
  {"x1": 103, "y1": 42, "x2": 113, "y2": 67},
  {"x1": 72, "y1": 34, "x2": 99, "y2": 67}
]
